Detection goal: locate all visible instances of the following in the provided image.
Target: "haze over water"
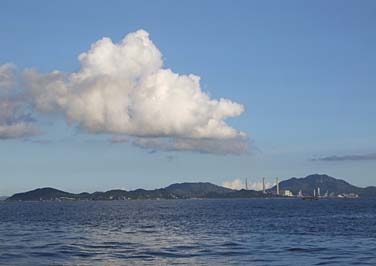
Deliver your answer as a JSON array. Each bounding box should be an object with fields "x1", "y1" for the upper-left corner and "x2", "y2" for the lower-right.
[{"x1": 1, "y1": 199, "x2": 375, "y2": 265}]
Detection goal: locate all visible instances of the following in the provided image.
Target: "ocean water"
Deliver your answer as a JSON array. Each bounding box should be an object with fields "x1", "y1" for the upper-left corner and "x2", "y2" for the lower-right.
[{"x1": 0, "y1": 199, "x2": 375, "y2": 266}]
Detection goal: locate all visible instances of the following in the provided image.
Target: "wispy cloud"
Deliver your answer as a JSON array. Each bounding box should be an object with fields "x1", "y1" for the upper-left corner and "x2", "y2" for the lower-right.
[
  {"x1": 132, "y1": 137, "x2": 249, "y2": 155},
  {"x1": 312, "y1": 153, "x2": 376, "y2": 162},
  {"x1": 165, "y1": 155, "x2": 176, "y2": 162},
  {"x1": 109, "y1": 136, "x2": 129, "y2": 143},
  {"x1": 0, "y1": 63, "x2": 16, "y2": 91},
  {"x1": 0, "y1": 98, "x2": 39, "y2": 139}
]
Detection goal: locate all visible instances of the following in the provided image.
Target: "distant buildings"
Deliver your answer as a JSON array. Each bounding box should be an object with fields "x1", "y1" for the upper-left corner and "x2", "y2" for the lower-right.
[
  {"x1": 282, "y1": 190, "x2": 293, "y2": 197},
  {"x1": 337, "y1": 193, "x2": 359, "y2": 199}
]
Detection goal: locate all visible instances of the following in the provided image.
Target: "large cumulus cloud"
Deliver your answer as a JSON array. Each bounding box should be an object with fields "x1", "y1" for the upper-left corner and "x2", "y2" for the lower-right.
[{"x1": 1, "y1": 30, "x2": 248, "y2": 154}]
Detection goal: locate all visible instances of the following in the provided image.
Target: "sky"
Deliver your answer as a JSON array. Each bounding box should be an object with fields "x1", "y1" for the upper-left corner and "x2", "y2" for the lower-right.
[{"x1": 0, "y1": 0, "x2": 375, "y2": 195}]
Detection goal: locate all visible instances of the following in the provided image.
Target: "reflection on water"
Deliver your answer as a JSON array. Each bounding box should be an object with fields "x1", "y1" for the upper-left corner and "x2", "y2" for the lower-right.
[{"x1": 1, "y1": 199, "x2": 376, "y2": 265}]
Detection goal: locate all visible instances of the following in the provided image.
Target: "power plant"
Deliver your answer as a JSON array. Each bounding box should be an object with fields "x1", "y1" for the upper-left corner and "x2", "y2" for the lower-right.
[{"x1": 239, "y1": 176, "x2": 359, "y2": 199}]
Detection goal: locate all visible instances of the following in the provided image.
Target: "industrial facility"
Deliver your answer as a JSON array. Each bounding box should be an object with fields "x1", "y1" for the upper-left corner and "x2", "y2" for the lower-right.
[{"x1": 242, "y1": 177, "x2": 358, "y2": 199}]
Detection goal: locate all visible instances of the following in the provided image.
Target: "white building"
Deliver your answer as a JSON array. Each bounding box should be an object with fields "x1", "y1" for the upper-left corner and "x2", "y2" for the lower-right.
[{"x1": 282, "y1": 190, "x2": 293, "y2": 197}]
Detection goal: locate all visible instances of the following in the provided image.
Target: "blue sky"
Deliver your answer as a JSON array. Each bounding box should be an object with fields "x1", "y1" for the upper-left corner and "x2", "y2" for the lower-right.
[{"x1": 0, "y1": 0, "x2": 375, "y2": 195}]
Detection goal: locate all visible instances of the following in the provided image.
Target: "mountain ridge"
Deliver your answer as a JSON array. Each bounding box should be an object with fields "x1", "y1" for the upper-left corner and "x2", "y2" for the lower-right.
[{"x1": 5, "y1": 174, "x2": 376, "y2": 201}]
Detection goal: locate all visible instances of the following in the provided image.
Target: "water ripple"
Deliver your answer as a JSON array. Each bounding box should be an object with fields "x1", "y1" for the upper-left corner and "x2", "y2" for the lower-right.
[{"x1": 0, "y1": 199, "x2": 375, "y2": 265}]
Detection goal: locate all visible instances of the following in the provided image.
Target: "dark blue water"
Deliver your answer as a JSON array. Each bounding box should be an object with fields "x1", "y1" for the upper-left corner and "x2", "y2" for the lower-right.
[{"x1": 0, "y1": 199, "x2": 376, "y2": 265}]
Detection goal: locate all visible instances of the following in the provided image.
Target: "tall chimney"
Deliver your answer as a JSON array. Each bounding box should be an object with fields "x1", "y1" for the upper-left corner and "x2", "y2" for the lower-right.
[
  {"x1": 276, "y1": 177, "x2": 280, "y2": 195},
  {"x1": 262, "y1": 177, "x2": 266, "y2": 194}
]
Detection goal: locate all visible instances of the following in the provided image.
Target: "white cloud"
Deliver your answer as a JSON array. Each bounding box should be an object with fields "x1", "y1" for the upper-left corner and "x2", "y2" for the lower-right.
[
  {"x1": 222, "y1": 178, "x2": 243, "y2": 190},
  {"x1": 1, "y1": 29, "x2": 247, "y2": 153},
  {"x1": 222, "y1": 178, "x2": 273, "y2": 191},
  {"x1": 248, "y1": 180, "x2": 273, "y2": 191},
  {"x1": 23, "y1": 30, "x2": 245, "y2": 139}
]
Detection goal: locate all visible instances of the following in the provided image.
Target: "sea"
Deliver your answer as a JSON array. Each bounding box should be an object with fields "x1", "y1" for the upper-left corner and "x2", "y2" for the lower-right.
[{"x1": 0, "y1": 198, "x2": 375, "y2": 266}]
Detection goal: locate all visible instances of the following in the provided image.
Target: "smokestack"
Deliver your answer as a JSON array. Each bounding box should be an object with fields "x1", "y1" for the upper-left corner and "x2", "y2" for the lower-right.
[
  {"x1": 262, "y1": 177, "x2": 266, "y2": 194},
  {"x1": 317, "y1": 187, "x2": 320, "y2": 197},
  {"x1": 276, "y1": 177, "x2": 280, "y2": 195},
  {"x1": 245, "y1": 178, "x2": 249, "y2": 190}
]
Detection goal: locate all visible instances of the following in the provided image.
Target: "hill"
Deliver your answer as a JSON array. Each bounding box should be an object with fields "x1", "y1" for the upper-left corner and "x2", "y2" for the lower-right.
[
  {"x1": 6, "y1": 182, "x2": 238, "y2": 201},
  {"x1": 164, "y1": 182, "x2": 233, "y2": 198},
  {"x1": 7, "y1": 187, "x2": 78, "y2": 201},
  {"x1": 6, "y1": 175, "x2": 376, "y2": 201},
  {"x1": 268, "y1": 174, "x2": 374, "y2": 197}
]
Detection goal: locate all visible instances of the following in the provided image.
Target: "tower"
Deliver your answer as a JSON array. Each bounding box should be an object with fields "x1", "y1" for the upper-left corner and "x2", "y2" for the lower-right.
[
  {"x1": 245, "y1": 178, "x2": 249, "y2": 190},
  {"x1": 262, "y1": 177, "x2": 266, "y2": 194},
  {"x1": 317, "y1": 187, "x2": 321, "y2": 197},
  {"x1": 276, "y1": 177, "x2": 280, "y2": 195}
]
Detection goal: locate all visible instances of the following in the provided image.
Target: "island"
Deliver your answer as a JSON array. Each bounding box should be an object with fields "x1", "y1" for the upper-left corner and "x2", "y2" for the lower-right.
[{"x1": 5, "y1": 174, "x2": 376, "y2": 201}]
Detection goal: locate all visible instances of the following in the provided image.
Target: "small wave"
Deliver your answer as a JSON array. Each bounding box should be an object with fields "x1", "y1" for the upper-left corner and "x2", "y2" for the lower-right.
[
  {"x1": 287, "y1": 247, "x2": 327, "y2": 253},
  {"x1": 143, "y1": 250, "x2": 198, "y2": 258},
  {"x1": 221, "y1": 241, "x2": 241, "y2": 247}
]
